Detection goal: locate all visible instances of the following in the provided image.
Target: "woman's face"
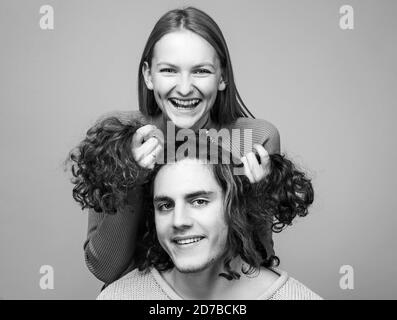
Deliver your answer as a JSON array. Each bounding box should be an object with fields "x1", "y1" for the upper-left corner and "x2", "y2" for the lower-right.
[{"x1": 143, "y1": 30, "x2": 226, "y2": 129}]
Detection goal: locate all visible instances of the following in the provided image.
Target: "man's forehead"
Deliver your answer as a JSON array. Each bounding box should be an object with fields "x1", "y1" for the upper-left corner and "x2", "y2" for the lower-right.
[{"x1": 153, "y1": 160, "x2": 220, "y2": 196}]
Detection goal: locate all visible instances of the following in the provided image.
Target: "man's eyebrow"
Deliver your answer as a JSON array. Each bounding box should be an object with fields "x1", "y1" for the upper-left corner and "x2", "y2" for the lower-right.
[
  {"x1": 185, "y1": 191, "x2": 215, "y2": 200},
  {"x1": 156, "y1": 62, "x2": 216, "y2": 68},
  {"x1": 153, "y1": 191, "x2": 215, "y2": 202},
  {"x1": 153, "y1": 195, "x2": 173, "y2": 203}
]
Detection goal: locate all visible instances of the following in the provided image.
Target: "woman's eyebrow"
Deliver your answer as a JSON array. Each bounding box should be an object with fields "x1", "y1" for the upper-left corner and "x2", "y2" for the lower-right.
[{"x1": 156, "y1": 62, "x2": 215, "y2": 69}]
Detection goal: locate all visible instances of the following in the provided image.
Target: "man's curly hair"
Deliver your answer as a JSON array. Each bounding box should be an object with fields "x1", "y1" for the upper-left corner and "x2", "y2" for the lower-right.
[
  {"x1": 134, "y1": 139, "x2": 314, "y2": 280},
  {"x1": 66, "y1": 116, "x2": 146, "y2": 214},
  {"x1": 66, "y1": 116, "x2": 314, "y2": 280}
]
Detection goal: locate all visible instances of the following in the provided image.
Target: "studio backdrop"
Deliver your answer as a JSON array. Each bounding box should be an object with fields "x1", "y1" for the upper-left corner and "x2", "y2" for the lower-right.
[{"x1": 0, "y1": 0, "x2": 396, "y2": 299}]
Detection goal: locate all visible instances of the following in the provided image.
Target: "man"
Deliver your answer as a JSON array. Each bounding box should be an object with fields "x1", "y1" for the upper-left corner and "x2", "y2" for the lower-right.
[{"x1": 96, "y1": 132, "x2": 322, "y2": 300}]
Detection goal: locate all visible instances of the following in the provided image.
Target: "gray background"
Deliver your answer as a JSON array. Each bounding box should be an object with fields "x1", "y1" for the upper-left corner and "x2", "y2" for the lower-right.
[{"x1": 0, "y1": 0, "x2": 396, "y2": 300}]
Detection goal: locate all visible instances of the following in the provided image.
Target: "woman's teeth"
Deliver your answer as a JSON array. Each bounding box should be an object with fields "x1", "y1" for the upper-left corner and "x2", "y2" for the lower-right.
[
  {"x1": 174, "y1": 237, "x2": 203, "y2": 245},
  {"x1": 169, "y1": 98, "x2": 201, "y2": 109}
]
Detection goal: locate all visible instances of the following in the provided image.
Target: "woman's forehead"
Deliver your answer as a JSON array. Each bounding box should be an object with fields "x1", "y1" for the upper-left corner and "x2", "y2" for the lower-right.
[{"x1": 152, "y1": 30, "x2": 220, "y2": 67}]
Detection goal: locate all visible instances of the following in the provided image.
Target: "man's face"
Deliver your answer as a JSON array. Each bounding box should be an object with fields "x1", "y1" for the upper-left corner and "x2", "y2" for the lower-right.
[
  {"x1": 143, "y1": 29, "x2": 226, "y2": 129},
  {"x1": 153, "y1": 159, "x2": 228, "y2": 274}
]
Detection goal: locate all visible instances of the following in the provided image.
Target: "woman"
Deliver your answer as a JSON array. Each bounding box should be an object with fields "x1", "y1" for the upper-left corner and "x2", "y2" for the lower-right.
[{"x1": 70, "y1": 6, "x2": 280, "y2": 284}]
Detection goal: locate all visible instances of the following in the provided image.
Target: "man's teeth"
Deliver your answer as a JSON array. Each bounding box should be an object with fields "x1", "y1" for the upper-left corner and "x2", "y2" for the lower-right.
[
  {"x1": 170, "y1": 99, "x2": 201, "y2": 108},
  {"x1": 175, "y1": 237, "x2": 203, "y2": 245}
]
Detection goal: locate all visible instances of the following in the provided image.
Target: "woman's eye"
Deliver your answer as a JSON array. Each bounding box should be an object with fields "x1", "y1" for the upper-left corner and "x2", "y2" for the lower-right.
[
  {"x1": 160, "y1": 68, "x2": 175, "y2": 73},
  {"x1": 191, "y1": 199, "x2": 209, "y2": 207},
  {"x1": 194, "y1": 69, "x2": 211, "y2": 74}
]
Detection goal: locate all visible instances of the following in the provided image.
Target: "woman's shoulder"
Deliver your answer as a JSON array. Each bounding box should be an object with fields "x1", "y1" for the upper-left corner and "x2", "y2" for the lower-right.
[
  {"x1": 229, "y1": 117, "x2": 280, "y2": 153},
  {"x1": 231, "y1": 117, "x2": 279, "y2": 136}
]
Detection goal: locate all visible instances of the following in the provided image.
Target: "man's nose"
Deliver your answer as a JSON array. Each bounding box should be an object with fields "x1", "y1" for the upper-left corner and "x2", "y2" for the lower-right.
[
  {"x1": 176, "y1": 73, "x2": 194, "y2": 96},
  {"x1": 172, "y1": 202, "x2": 193, "y2": 230}
]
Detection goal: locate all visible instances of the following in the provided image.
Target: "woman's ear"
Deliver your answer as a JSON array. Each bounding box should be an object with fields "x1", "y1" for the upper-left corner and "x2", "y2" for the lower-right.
[
  {"x1": 218, "y1": 77, "x2": 227, "y2": 91},
  {"x1": 142, "y1": 61, "x2": 154, "y2": 90}
]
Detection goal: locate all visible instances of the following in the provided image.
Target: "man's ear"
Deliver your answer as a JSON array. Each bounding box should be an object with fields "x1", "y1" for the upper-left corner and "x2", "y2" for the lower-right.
[
  {"x1": 142, "y1": 61, "x2": 154, "y2": 90},
  {"x1": 218, "y1": 77, "x2": 227, "y2": 91}
]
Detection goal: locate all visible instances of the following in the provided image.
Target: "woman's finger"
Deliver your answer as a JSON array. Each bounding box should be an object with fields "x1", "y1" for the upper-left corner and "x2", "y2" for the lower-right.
[
  {"x1": 253, "y1": 144, "x2": 270, "y2": 172},
  {"x1": 139, "y1": 143, "x2": 162, "y2": 169},
  {"x1": 132, "y1": 124, "x2": 157, "y2": 149},
  {"x1": 151, "y1": 143, "x2": 163, "y2": 161},
  {"x1": 241, "y1": 156, "x2": 255, "y2": 183},
  {"x1": 134, "y1": 137, "x2": 159, "y2": 162},
  {"x1": 245, "y1": 152, "x2": 263, "y2": 182}
]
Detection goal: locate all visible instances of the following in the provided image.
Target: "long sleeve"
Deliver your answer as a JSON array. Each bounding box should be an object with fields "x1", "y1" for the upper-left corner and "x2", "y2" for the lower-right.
[
  {"x1": 232, "y1": 117, "x2": 281, "y2": 155},
  {"x1": 84, "y1": 186, "x2": 144, "y2": 284}
]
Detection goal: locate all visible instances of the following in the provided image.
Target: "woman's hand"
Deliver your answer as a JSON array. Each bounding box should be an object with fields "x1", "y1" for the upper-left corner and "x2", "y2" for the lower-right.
[
  {"x1": 131, "y1": 124, "x2": 163, "y2": 169},
  {"x1": 241, "y1": 144, "x2": 270, "y2": 183}
]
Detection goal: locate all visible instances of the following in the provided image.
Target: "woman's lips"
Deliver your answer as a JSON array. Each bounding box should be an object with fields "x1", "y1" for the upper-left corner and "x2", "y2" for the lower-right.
[{"x1": 168, "y1": 98, "x2": 202, "y2": 110}]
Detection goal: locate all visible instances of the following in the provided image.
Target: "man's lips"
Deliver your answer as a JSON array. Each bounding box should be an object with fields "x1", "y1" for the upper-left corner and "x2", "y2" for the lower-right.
[{"x1": 172, "y1": 235, "x2": 205, "y2": 245}]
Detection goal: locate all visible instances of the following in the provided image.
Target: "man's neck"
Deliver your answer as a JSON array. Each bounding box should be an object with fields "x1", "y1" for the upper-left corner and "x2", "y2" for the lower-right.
[{"x1": 162, "y1": 257, "x2": 246, "y2": 300}]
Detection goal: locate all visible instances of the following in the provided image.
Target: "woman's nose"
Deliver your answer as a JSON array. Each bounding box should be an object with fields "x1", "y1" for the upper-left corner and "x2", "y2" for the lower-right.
[
  {"x1": 176, "y1": 73, "x2": 194, "y2": 96},
  {"x1": 172, "y1": 203, "x2": 193, "y2": 230}
]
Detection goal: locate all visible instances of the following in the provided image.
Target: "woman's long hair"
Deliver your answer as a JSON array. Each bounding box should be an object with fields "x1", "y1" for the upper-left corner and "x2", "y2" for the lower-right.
[{"x1": 138, "y1": 6, "x2": 255, "y2": 126}]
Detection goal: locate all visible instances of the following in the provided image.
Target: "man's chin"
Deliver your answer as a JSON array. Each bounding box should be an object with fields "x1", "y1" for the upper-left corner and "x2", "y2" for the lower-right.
[
  {"x1": 174, "y1": 259, "x2": 215, "y2": 275},
  {"x1": 175, "y1": 265, "x2": 205, "y2": 274},
  {"x1": 175, "y1": 264, "x2": 207, "y2": 274}
]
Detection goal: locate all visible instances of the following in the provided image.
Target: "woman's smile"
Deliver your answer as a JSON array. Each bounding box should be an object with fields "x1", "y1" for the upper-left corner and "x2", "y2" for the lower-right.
[{"x1": 168, "y1": 98, "x2": 202, "y2": 112}]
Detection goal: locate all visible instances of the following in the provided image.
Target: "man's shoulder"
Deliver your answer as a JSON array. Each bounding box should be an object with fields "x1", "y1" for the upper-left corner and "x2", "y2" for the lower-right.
[
  {"x1": 96, "y1": 268, "x2": 169, "y2": 300},
  {"x1": 270, "y1": 276, "x2": 323, "y2": 300}
]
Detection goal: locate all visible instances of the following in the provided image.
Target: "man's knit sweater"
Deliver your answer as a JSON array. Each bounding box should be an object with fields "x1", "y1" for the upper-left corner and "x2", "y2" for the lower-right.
[{"x1": 97, "y1": 268, "x2": 323, "y2": 300}]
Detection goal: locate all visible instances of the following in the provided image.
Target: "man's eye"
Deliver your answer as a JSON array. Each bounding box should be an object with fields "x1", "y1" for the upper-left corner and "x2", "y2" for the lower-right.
[
  {"x1": 157, "y1": 203, "x2": 173, "y2": 211},
  {"x1": 191, "y1": 199, "x2": 209, "y2": 207},
  {"x1": 160, "y1": 68, "x2": 175, "y2": 73}
]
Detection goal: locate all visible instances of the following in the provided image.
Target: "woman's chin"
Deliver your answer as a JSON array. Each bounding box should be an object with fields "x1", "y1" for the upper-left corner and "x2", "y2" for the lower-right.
[
  {"x1": 172, "y1": 118, "x2": 197, "y2": 129},
  {"x1": 162, "y1": 103, "x2": 208, "y2": 129},
  {"x1": 168, "y1": 112, "x2": 204, "y2": 129}
]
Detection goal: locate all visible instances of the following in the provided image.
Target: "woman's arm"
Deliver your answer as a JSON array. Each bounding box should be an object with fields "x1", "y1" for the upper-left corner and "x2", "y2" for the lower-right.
[
  {"x1": 84, "y1": 186, "x2": 143, "y2": 284},
  {"x1": 67, "y1": 116, "x2": 149, "y2": 283}
]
